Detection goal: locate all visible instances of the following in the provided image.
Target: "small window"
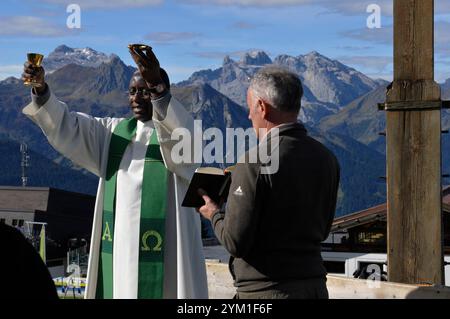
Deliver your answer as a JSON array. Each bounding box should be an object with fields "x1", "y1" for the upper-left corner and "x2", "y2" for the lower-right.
[
  {"x1": 18, "y1": 220, "x2": 24, "y2": 227},
  {"x1": 356, "y1": 231, "x2": 385, "y2": 245},
  {"x1": 0, "y1": 219, "x2": 5, "y2": 224},
  {"x1": 12, "y1": 219, "x2": 18, "y2": 226}
]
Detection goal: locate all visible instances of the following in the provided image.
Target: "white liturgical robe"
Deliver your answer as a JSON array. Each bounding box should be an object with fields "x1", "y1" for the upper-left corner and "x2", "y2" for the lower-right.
[{"x1": 23, "y1": 91, "x2": 208, "y2": 299}]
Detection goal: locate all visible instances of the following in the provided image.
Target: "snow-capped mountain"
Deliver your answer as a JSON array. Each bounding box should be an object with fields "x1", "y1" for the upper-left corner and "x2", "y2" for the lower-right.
[
  {"x1": 0, "y1": 45, "x2": 395, "y2": 215},
  {"x1": 178, "y1": 50, "x2": 382, "y2": 124},
  {"x1": 43, "y1": 45, "x2": 115, "y2": 73},
  {"x1": 179, "y1": 51, "x2": 271, "y2": 110}
]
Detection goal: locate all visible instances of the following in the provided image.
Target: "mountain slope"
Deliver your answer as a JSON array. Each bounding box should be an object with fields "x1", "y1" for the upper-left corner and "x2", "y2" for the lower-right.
[
  {"x1": 0, "y1": 134, "x2": 97, "y2": 194},
  {"x1": 0, "y1": 45, "x2": 390, "y2": 215},
  {"x1": 306, "y1": 127, "x2": 386, "y2": 215},
  {"x1": 172, "y1": 82, "x2": 251, "y2": 130},
  {"x1": 172, "y1": 83, "x2": 386, "y2": 216},
  {"x1": 320, "y1": 80, "x2": 450, "y2": 155},
  {"x1": 179, "y1": 51, "x2": 382, "y2": 124},
  {"x1": 319, "y1": 85, "x2": 387, "y2": 154},
  {"x1": 274, "y1": 51, "x2": 381, "y2": 107},
  {"x1": 0, "y1": 58, "x2": 136, "y2": 167}
]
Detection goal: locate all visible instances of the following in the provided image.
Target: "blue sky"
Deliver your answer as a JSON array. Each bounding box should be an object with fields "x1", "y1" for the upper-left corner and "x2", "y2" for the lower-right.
[{"x1": 0, "y1": 0, "x2": 449, "y2": 83}]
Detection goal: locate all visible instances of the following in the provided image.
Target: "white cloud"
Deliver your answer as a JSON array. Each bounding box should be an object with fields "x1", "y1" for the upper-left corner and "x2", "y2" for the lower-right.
[
  {"x1": 179, "y1": 0, "x2": 391, "y2": 14},
  {"x1": 41, "y1": 0, "x2": 163, "y2": 9},
  {"x1": 341, "y1": 21, "x2": 450, "y2": 56},
  {"x1": 144, "y1": 32, "x2": 201, "y2": 44},
  {"x1": 340, "y1": 26, "x2": 393, "y2": 45},
  {"x1": 0, "y1": 16, "x2": 66, "y2": 37},
  {"x1": 323, "y1": 0, "x2": 449, "y2": 16},
  {"x1": 180, "y1": 0, "x2": 312, "y2": 7},
  {"x1": 231, "y1": 21, "x2": 260, "y2": 29},
  {"x1": 193, "y1": 51, "x2": 230, "y2": 59},
  {"x1": 318, "y1": 1, "x2": 392, "y2": 16},
  {"x1": 337, "y1": 56, "x2": 392, "y2": 72},
  {"x1": 335, "y1": 45, "x2": 374, "y2": 51},
  {"x1": 179, "y1": 0, "x2": 450, "y2": 16},
  {"x1": 332, "y1": 0, "x2": 449, "y2": 16}
]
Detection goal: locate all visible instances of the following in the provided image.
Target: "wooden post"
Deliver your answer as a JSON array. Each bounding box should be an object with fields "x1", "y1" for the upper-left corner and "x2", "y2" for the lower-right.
[{"x1": 386, "y1": 0, "x2": 444, "y2": 284}]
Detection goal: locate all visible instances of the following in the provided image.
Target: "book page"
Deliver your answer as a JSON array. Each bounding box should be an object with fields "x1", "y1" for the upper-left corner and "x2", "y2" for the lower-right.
[{"x1": 195, "y1": 167, "x2": 225, "y2": 175}]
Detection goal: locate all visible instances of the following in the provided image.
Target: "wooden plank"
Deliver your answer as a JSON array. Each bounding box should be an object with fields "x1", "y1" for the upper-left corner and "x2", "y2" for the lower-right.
[
  {"x1": 205, "y1": 262, "x2": 450, "y2": 299},
  {"x1": 327, "y1": 275, "x2": 450, "y2": 299},
  {"x1": 386, "y1": 0, "x2": 443, "y2": 284},
  {"x1": 206, "y1": 261, "x2": 235, "y2": 299}
]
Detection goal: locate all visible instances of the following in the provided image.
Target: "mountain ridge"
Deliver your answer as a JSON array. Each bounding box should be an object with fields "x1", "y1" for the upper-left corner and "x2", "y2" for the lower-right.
[
  {"x1": 5, "y1": 45, "x2": 450, "y2": 216},
  {"x1": 43, "y1": 45, "x2": 115, "y2": 73}
]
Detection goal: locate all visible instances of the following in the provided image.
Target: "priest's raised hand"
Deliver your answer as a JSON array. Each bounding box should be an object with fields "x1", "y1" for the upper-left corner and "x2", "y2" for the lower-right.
[{"x1": 128, "y1": 45, "x2": 167, "y2": 99}]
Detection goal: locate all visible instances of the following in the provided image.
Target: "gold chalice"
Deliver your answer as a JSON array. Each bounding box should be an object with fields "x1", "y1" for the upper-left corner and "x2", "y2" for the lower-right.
[{"x1": 24, "y1": 53, "x2": 44, "y2": 87}]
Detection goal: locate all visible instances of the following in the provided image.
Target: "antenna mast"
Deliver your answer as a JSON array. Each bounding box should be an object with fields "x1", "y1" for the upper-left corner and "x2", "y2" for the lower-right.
[{"x1": 20, "y1": 142, "x2": 30, "y2": 187}]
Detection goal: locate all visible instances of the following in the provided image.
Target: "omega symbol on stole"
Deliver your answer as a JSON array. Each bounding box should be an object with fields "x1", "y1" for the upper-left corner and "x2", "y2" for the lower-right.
[{"x1": 141, "y1": 230, "x2": 163, "y2": 252}]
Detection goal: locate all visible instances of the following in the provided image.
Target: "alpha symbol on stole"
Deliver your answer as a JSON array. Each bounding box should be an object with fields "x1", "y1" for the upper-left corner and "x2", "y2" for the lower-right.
[{"x1": 102, "y1": 222, "x2": 112, "y2": 242}]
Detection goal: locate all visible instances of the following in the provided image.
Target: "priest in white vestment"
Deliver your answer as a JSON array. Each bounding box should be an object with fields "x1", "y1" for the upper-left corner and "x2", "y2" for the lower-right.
[{"x1": 21, "y1": 46, "x2": 208, "y2": 299}]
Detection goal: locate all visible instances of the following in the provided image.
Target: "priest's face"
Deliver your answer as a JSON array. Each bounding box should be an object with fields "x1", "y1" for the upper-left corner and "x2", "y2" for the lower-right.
[{"x1": 129, "y1": 75, "x2": 152, "y2": 122}]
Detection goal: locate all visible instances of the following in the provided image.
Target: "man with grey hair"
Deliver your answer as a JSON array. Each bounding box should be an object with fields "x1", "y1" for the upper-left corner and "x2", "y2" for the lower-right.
[{"x1": 198, "y1": 66, "x2": 340, "y2": 299}]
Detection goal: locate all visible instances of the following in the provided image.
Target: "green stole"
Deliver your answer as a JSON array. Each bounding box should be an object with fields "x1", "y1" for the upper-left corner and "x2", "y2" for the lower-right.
[{"x1": 96, "y1": 118, "x2": 168, "y2": 299}]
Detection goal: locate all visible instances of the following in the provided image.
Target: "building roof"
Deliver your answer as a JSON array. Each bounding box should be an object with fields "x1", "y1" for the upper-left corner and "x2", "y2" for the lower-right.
[
  {"x1": 0, "y1": 186, "x2": 50, "y2": 212},
  {"x1": 332, "y1": 204, "x2": 387, "y2": 232},
  {"x1": 0, "y1": 186, "x2": 95, "y2": 213},
  {"x1": 332, "y1": 186, "x2": 450, "y2": 232}
]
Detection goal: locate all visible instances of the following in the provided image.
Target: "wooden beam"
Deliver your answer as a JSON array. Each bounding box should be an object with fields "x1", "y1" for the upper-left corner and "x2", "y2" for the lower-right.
[
  {"x1": 205, "y1": 262, "x2": 450, "y2": 299},
  {"x1": 326, "y1": 275, "x2": 450, "y2": 299},
  {"x1": 386, "y1": 0, "x2": 444, "y2": 284},
  {"x1": 206, "y1": 261, "x2": 235, "y2": 299}
]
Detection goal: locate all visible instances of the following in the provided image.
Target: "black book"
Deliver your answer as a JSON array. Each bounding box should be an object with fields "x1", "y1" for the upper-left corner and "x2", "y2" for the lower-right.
[{"x1": 182, "y1": 166, "x2": 234, "y2": 208}]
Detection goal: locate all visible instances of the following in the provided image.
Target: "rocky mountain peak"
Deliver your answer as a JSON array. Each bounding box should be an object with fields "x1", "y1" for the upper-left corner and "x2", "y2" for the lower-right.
[
  {"x1": 300, "y1": 51, "x2": 336, "y2": 66},
  {"x1": 43, "y1": 44, "x2": 114, "y2": 73},
  {"x1": 53, "y1": 44, "x2": 74, "y2": 54},
  {"x1": 106, "y1": 54, "x2": 125, "y2": 67},
  {"x1": 305, "y1": 50, "x2": 325, "y2": 58},
  {"x1": 1, "y1": 77, "x2": 21, "y2": 85},
  {"x1": 180, "y1": 49, "x2": 380, "y2": 109},
  {"x1": 240, "y1": 51, "x2": 272, "y2": 66},
  {"x1": 223, "y1": 55, "x2": 234, "y2": 65}
]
